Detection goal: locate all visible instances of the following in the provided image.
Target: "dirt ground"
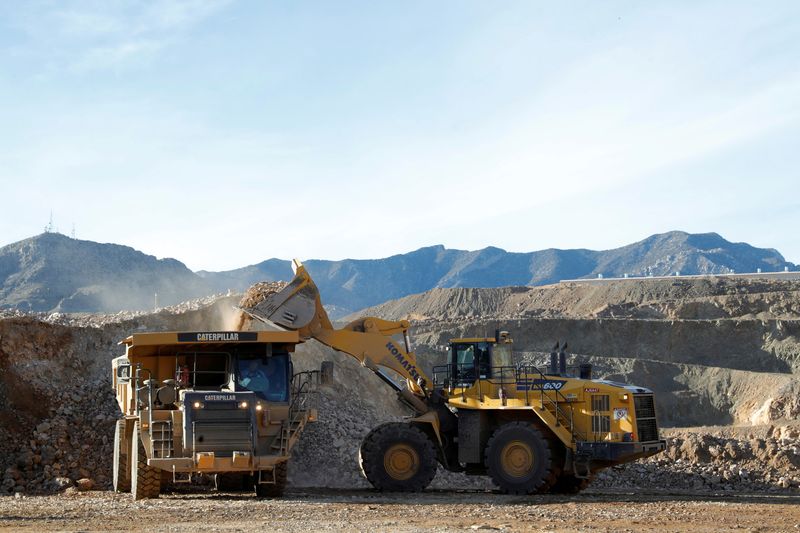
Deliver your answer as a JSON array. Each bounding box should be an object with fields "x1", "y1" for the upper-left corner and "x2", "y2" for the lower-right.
[{"x1": 1, "y1": 489, "x2": 798, "y2": 532}]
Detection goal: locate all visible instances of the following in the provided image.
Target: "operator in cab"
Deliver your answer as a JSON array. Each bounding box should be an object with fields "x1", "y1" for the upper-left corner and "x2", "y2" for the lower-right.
[{"x1": 237, "y1": 356, "x2": 288, "y2": 402}]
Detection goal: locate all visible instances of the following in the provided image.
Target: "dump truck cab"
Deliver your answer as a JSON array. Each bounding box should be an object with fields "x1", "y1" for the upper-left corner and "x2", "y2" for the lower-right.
[{"x1": 111, "y1": 330, "x2": 318, "y2": 500}]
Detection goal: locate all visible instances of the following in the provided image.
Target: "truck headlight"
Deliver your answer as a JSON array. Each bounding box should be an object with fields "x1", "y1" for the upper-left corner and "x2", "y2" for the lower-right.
[
  {"x1": 239, "y1": 401, "x2": 248, "y2": 409},
  {"x1": 193, "y1": 401, "x2": 203, "y2": 409}
]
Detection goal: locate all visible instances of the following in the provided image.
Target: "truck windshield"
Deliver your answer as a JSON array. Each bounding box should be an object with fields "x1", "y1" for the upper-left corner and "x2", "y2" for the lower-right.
[{"x1": 236, "y1": 354, "x2": 289, "y2": 402}]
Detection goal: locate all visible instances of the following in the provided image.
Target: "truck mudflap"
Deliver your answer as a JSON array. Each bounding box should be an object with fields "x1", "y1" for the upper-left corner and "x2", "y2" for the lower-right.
[{"x1": 575, "y1": 439, "x2": 667, "y2": 463}]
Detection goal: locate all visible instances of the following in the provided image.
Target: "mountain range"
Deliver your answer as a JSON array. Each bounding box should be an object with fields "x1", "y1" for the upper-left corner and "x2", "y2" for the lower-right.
[{"x1": 0, "y1": 231, "x2": 794, "y2": 315}]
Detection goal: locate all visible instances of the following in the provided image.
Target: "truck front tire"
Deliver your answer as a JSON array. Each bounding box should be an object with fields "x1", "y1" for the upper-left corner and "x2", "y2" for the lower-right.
[
  {"x1": 254, "y1": 462, "x2": 288, "y2": 498},
  {"x1": 130, "y1": 422, "x2": 161, "y2": 500}
]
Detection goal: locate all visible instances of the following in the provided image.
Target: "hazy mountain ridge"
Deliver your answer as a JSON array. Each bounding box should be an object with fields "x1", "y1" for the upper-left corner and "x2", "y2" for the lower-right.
[
  {"x1": 0, "y1": 233, "x2": 210, "y2": 312},
  {"x1": 201, "y1": 231, "x2": 796, "y2": 314},
  {"x1": 0, "y1": 231, "x2": 794, "y2": 313}
]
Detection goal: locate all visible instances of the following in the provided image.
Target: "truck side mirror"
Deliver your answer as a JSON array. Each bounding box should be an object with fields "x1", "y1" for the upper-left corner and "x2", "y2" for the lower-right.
[{"x1": 116, "y1": 363, "x2": 131, "y2": 382}]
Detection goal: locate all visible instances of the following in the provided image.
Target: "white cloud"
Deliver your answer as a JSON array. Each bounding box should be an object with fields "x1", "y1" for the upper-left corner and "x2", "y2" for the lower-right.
[{"x1": 6, "y1": 0, "x2": 232, "y2": 72}]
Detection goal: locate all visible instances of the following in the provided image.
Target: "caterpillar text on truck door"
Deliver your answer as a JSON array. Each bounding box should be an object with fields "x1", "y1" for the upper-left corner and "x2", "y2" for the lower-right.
[
  {"x1": 242, "y1": 260, "x2": 666, "y2": 494},
  {"x1": 111, "y1": 330, "x2": 319, "y2": 500}
]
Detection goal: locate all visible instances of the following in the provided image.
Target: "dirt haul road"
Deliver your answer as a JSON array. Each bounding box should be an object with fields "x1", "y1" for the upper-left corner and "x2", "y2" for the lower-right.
[{"x1": 1, "y1": 489, "x2": 798, "y2": 532}]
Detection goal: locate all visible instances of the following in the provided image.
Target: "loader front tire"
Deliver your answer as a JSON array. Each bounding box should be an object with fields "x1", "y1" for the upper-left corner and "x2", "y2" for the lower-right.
[
  {"x1": 112, "y1": 419, "x2": 130, "y2": 492},
  {"x1": 359, "y1": 422, "x2": 437, "y2": 492},
  {"x1": 254, "y1": 461, "x2": 288, "y2": 498},
  {"x1": 485, "y1": 422, "x2": 558, "y2": 495},
  {"x1": 130, "y1": 422, "x2": 161, "y2": 500}
]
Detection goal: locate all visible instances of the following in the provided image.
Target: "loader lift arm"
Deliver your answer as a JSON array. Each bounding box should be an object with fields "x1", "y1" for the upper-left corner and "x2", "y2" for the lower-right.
[{"x1": 241, "y1": 260, "x2": 432, "y2": 414}]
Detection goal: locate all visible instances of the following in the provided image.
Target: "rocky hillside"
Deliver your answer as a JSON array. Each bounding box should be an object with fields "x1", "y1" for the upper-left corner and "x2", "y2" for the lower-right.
[
  {"x1": 0, "y1": 233, "x2": 211, "y2": 312},
  {"x1": 202, "y1": 231, "x2": 796, "y2": 315},
  {"x1": 0, "y1": 231, "x2": 795, "y2": 314}
]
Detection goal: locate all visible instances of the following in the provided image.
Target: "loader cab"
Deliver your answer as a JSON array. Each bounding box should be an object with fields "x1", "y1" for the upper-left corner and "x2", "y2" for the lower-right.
[{"x1": 448, "y1": 332, "x2": 514, "y2": 387}]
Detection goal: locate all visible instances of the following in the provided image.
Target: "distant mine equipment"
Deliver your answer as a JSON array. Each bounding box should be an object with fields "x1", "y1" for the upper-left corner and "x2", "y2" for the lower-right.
[
  {"x1": 111, "y1": 330, "x2": 325, "y2": 499},
  {"x1": 240, "y1": 261, "x2": 666, "y2": 494}
]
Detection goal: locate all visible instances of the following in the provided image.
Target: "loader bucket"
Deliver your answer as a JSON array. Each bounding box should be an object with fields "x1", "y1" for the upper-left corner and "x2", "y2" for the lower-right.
[{"x1": 241, "y1": 260, "x2": 328, "y2": 334}]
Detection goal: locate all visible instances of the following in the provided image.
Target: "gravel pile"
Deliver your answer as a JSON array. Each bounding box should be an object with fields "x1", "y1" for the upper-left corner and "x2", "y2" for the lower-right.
[{"x1": 596, "y1": 427, "x2": 800, "y2": 493}]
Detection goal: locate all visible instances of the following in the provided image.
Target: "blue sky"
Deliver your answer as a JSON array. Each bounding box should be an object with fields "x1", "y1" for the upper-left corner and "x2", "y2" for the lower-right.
[{"x1": 1, "y1": 1, "x2": 798, "y2": 271}]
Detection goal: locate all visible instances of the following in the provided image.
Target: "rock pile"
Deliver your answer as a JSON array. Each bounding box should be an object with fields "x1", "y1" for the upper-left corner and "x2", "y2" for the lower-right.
[{"x1": 595, "y1": 427, "x2": 800, "y2": 493}]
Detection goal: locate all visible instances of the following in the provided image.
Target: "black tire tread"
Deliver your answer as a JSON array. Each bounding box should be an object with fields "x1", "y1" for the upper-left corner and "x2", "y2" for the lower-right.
[
  {"x1": 550, "y1": 473, "x2": 593, "y2": 494},
  {"x1": 112, "y1": 419, "x2": 130, "y2": 492},
  {"x1": 131, "y1": 422, "x2": 161, "y2": 500},
  {"x1": 255, "y1": 462, "x2": 288, "y2": 498},
  {"x1": 358, "y1": 422, "x2": 437, "y2": 492},
  {"x1": 485, "y1": 421, "x2": 560, "y2": 495}
]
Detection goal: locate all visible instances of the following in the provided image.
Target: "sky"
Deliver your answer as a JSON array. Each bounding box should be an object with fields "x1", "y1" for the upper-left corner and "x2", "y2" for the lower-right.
[{"x1": 1, "y1": 1, "x2": 799, "y2": 271}]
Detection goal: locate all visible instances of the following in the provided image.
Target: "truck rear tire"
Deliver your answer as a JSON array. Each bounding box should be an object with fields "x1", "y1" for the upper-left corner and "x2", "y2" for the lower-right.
[
  {"x1": 485, "y1": 422, "x2": 558, "y2": 495},
  {"x1": 358, "y1": 422, "x2": 437, "y2": 492},
  {"x1": 112, "y1": 419, "x2": 130, "y2": 492},
  {"x1": 130, "y1": 422, "x2": 161, "y2": 500},
  {"x1": 254, "y1": 462, "x2": 288, "y2": 498}
]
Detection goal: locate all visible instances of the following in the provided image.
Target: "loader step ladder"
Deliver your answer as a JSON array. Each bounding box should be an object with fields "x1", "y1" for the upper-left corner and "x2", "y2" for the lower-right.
[
  {"x1": 151, "y1": 420, "x2": 174, "y2": 458},
  {"x1": 517, "y1": 365, "x2": 587, "y2": 444}
]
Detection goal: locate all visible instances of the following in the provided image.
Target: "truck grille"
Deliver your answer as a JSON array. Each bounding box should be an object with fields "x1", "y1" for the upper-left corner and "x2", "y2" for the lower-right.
[
  {"x1": 633, "y1": 394, "x2": 659, "y2": 442},
  {"x1": 186, "y1": 410, "x2": 253, "y2": 457},
  {"x1": 192, "y1": 421, "x2": 253, "y2": 457}
]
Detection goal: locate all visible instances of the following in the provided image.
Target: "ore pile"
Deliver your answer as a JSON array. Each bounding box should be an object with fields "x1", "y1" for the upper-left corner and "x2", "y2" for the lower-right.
[
  {"x1": 0, "y1": 318, "x2": 119, "y2": 495},
  {"x1": 234, "y1": 281, "x2": 288, "y2": 329},
  {"x1": 596, "y1": 426, "x2": 800, "y2": 493}
]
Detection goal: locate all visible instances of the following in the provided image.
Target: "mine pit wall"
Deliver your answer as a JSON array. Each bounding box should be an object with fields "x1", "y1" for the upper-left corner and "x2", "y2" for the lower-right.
[
  {"x1": 411, "y1": 317, "x2": 800, "y2": 373},
  {"x1": 409, "y1": 317, "x2": 800, "y2": 428}
]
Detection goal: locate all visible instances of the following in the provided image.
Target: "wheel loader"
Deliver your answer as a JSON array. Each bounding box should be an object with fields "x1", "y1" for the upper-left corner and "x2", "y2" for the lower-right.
[
  {"x1": 241, "y1": 260, "x2": 666, "y2": 494},
  {"x1": 111, "y1": 330, "x2": 319, "y2": 500}
]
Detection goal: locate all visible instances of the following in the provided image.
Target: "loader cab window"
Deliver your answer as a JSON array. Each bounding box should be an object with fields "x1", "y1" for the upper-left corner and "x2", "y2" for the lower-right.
[
  {"x1": 452, "y1": 343, "x2": 475, "y2": 385},
  {"x1": 492, "y1": 344, "x2": 513, "y2": 368},
  {"x1": 451, "y1": 342, "x2": 496, "y2": 385},
  {"x1": 236, "y1": 353, "x2": 289, "y2": 402}
]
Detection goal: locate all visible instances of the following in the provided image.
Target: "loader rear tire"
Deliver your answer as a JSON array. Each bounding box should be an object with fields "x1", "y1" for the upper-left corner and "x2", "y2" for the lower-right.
[
  {"x1": 130, "y1": 422, "x2": 161, "y2": 500},
  {"x1": 549, "y1": 473, "x2": 593, "y2": 494},
  {"x1": 112, "y1": 419, "x2": 130, "y2": 492},
  {"x1": 359, "y1": 422, "x2": 437, "y2": 492},
  {"x1": 485, "y1": 422, "x2": 559, "y2": 495},
  {"x1": 255, "y1": 462, "x2": 288, "y2": 498}
]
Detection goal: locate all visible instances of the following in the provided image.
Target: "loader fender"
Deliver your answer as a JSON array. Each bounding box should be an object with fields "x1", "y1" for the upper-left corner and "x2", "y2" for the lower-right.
[{"x1": 409, "y1": 411, "x2": 442, "y2": 445}]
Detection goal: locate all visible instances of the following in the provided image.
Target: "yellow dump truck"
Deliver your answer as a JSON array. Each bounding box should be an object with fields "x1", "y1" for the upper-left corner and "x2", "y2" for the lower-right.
[{"x1": 111, "y1": 330, "x2": 318, "y2": 499}]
